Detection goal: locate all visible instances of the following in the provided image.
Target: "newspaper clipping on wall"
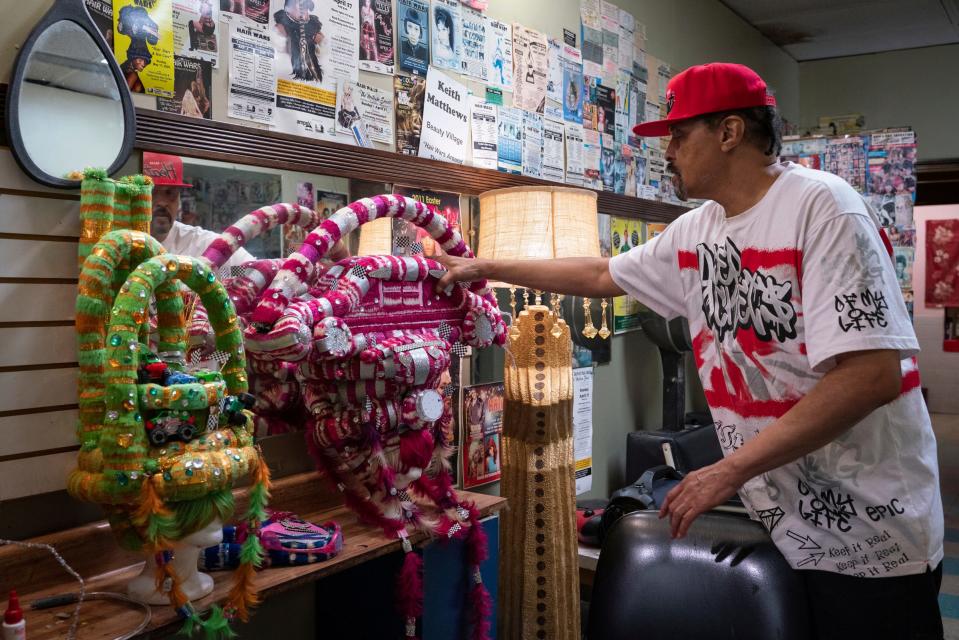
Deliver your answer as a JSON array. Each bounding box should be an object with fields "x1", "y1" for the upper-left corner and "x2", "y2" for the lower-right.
[
  {"x1": 565, "y1": 122, "x2": 584, "y2": 186},
  {"x1": 522, "y1": 111, "x2": 544, "y2": 179},
  {"x1": 512, "y1": 23, "x2": 548, "y2": 113},
  {"x1": 418, "y1": 67, "x2": 470, "y2": 164},
  {"x1": 173, "y1": 0, "x2": 218, "y2": 66},
  {"x1": 228, "y1": 22, "x2": 275, "y2": 124},
  {"x1": 397, "y1": 0, "x2": 430, "y2": 75},
  {"x1": 542, "y1": 118, "x2": 566, "y2": 183},
  {"x1": 114, "y1": 0, "x2": 175, "y2": 97},
  {"x1": 358, "y1": 0, "x2": 394, "y2": 75},
  {"x1": 460, "y1": 5, "x2": 487, "y2": 81}
]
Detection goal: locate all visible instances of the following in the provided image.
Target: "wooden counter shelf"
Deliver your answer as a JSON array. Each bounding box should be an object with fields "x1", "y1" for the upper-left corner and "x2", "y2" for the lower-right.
[{"x1": 0, "y1": 471, "x2": 506, "y2": 639}]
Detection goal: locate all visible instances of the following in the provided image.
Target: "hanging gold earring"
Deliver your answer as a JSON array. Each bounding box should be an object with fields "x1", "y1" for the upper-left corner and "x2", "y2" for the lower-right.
[
  {"x1": 599, "y1": 298, "x2": 611, "y2": 339},
  {"x1": 509, "y1": 285, "x2": 520, "y2": 340},
  {"x1": 582, "y1": 298, "x2": 598, "y2": 339},
  {"x1": 550, "y1": 293, "x2": 564, "y2": 338}
]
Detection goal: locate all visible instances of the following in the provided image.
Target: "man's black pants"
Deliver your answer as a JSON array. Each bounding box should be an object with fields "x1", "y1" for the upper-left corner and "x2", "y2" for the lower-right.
[{"x1": 802, "y1": 562, "x2": 944, "y2": 640}]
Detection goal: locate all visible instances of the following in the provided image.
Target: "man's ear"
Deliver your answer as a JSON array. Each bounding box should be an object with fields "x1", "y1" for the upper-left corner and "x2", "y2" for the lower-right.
[{"x1": 719, "y1": 115, "x2": 746, "y2": 152}]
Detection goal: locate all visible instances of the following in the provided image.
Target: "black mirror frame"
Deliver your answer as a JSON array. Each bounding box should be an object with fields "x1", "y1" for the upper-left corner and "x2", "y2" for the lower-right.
[{"x1": 4, "y1": 0, "x2": 136, "y2": 189}]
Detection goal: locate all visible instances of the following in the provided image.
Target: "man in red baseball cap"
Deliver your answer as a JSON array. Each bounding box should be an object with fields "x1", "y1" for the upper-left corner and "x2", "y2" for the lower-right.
[
  {"x1": 437, "y1": 62, "x2": 943, "y2": 639},
  {"x1": 143, "y1": 152, "x2": 256, "y2": 268}
]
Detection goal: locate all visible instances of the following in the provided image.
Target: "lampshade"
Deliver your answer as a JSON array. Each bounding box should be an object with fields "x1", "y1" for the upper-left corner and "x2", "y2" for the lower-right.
[
  {"x1": 356, "y1": 215, "x2": 392, "y2": 256},
  {"x1": 477, "y1": 186, "x2": 600, "y2": 269}
]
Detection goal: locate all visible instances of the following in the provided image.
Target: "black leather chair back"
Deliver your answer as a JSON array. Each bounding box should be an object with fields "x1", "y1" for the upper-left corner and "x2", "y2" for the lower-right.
[{"x1": 587, "y1": 511, "x2": 812, "y2": 640}]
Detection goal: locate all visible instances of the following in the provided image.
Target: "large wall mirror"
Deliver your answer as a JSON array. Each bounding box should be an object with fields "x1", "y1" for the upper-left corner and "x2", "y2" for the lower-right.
[{"x1": 5, "y1": 0, "x2": 136, "y2": 188}]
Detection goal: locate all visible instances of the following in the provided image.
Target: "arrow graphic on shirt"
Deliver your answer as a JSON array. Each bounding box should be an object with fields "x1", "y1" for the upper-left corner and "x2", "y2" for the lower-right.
[
  {"x1": 786, "y1": 530, "x2": 822, "y2": 550},
  {"x1": 797, "y1": 552, "x2": 826, "y2": 568}
]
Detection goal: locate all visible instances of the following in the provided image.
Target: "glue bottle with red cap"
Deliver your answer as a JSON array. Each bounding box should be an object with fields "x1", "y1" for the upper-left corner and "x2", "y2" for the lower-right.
[{"x1": 2, "y1": 590, "x2": 25, "y2": 640}]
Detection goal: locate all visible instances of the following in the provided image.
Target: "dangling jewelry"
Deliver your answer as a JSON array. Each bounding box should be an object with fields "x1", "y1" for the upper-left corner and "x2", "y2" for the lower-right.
[
  {"x1": 582, "y1": 298, "x2": 598, "y2": 339},
  {"x1": 509, "y1": 286, "x2": 520, "y2": 340},
  {"x1": 550, "y1": 293, "x2": 563, "y2": 338},
  {"x1": 522, "y1": 287, "x2": 530, "y2": 309},
  {"x1": 598, "y1": 298, "x2": 611, "y2": 339},
  {"x1": 534, "y1": 289, "x2": 543, "y2": 306}
]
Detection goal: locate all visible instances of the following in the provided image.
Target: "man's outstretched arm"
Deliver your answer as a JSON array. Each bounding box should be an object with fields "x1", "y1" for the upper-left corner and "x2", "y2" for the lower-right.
[{"x1": 434, "y1": 255, "x2": 626, "y2": 299}]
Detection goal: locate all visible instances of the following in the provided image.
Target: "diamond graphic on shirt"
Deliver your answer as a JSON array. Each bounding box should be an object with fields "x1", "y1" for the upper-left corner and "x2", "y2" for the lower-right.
[
  {"x1": 697, "y1": 237, "x2": 798, "y2": 343},
  {"x1": 756, "y1": 507, "x2": 785, "y2": 532}
]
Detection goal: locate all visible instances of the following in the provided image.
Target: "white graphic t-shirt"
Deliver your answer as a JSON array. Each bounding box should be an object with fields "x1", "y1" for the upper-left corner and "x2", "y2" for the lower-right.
[{"x1": 609, "y1": 162, "x2": 943, "y2": 577}]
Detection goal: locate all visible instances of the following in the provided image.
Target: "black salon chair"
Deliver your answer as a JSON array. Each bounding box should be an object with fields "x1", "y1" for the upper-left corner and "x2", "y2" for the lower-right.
[{"x1": 587, "y1": 511, "x2": 812, "y2": 640}]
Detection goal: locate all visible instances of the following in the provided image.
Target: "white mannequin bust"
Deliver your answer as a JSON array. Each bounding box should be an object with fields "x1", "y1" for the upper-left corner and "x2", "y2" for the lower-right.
[{"x1": 127, "y1": 517, "x2": 223, "y2": 605}]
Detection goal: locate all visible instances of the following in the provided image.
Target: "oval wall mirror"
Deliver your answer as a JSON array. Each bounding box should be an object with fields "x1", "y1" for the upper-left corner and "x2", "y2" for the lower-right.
[{"x1": 5, "y1": 0, "x2": 136, "y2": 189}]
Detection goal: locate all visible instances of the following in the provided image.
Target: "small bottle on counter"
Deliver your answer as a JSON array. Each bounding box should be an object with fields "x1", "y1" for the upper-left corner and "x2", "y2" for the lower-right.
[{"x1": 2, "y1": 590, "x2": 25, "y2": 640}]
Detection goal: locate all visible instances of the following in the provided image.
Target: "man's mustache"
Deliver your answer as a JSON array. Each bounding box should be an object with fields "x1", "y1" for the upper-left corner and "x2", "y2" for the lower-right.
[{"x1": 152, "y1": 205, "x2": 173, "y2": 220}]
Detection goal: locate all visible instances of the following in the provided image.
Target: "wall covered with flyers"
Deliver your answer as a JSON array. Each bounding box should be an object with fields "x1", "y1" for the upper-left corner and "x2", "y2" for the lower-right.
[
  {"x1": 782, "y1": 128, "x2": 918, "y2": 319},
  {"x1": 0, "y1": 0, "x2": 800, "y2": 210}
]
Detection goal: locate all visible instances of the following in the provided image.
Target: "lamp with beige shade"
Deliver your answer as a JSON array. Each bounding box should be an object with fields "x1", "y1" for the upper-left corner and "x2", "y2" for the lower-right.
[{"x1": 477, "y1": 185, "x2": 602, "y2": 640}]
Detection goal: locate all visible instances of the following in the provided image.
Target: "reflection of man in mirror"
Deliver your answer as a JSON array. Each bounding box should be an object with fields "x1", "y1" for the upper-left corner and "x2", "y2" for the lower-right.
[
  {"x1": 117, "y1": 4, "x2": 159, "y2": 93},
  {"x1": 400, "y1": 8, "x2": 427, "y2": 63},
  {"x1": 143, "y1": 152, "x2": 256, "y2": 269},
  {"x1": 274, "y1": 0, "x2": 325, "y2": 82}
]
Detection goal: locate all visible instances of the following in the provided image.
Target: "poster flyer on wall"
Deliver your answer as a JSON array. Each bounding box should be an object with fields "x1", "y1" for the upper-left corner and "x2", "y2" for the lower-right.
[
  {"x1": 497, "y1": 105, "x2": 523, "y2": 174},
  {"x1": 335, "y1": 80, "x2": 393, "y2": 145},
  {"x1": 512, "y1": 23, "x2": 548, "y2": 113},
  {"x1": 461, "y1": 382, "x2": 504, "y2": 489},
  {"x1": 358, "y1": 0, "x2": 395, "y2": 75},
  {"x1": 397, "y1": 0, "x2": 429, "y2": 75},
  {"x1": 546, "y1": 40, "x2": 583, "y2": 123},
  {"x1": 573, "y1": 367, "x2": 593, "y2": 495},
  {"x1": 394, "y1": 75, "x2": 426, "y2": 155},
  {"x1": 173, "y1": 0, "x2": 218, "y2": 66},
  {"x1": 228, "y1": 22, "x2": 276, "y2": 124},
  {"x1": 485, "y1": 19, "x2": 513, "y2": 89},
  {"x1": 521, "y1": 111, "x2": 544, "y2": 179},
  {"x1": 391, "y1": 186, "x2": 461, "y2": 257},
  {"x1": 611, "y1": 216, "x2": 644, "y2": 333},
  {"x1": 157, "y1": 55, "x2": 213, "y2": 119},
  {"x1": 565, "y1": 123, "x2": 584, "y2": 186},
  {"x1": 431, "y1": 0, "x2": 462, "y2": 72},
  {"x1": 85, "y1": 0, "x2": 114, "y2": 49},
  {"x1": 563, "y1": 27, "x2": 577, "y2": 46},
  {"x1": 114, "y1": 0, "x2": 175, "y2": 97},
  {"x1": 460, "y1": 5, "x2": 487, "y2": 81},
  {"x1": 271, "y1": 0, "x2": 359, "y2": 85},
  {"x1": 418, "y1": 67, "x2": 469, "y2": 164},
  {"x1": 542, "y1": 119, "x2": 566, "y2": 183},
  {"x1": 220, "y1": 0, "x2": 268, "y2": 29},
  {"x1": 469, "y1": 97, "x2": 498, "y2": 170},
  {"x1": 583, "y1": 138, "x2": 602, "y2": 189}
]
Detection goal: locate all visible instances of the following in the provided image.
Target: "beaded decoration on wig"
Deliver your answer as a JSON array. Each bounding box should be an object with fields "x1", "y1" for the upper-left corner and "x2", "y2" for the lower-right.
[
  {"x1": 246, "y1": 195, "x2": 507, "y2": 640},
  {"x1": 67, "y1": 170, "x2": 272, "y2": 636}
]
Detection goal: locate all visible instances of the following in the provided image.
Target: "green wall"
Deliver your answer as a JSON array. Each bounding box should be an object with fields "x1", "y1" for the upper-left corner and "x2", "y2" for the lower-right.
[{"x1": 799, "y1": 44, "x2": 959, "y2": 161}]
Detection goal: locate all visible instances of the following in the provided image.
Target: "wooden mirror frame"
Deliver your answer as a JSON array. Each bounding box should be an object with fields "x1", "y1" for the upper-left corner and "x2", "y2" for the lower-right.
[{"x1": 4, "y1": 0, "x2": 136, "y2": 189}]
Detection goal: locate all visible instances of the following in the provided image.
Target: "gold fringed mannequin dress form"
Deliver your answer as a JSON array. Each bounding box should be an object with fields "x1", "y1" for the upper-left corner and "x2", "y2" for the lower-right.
[{"x1": 500, "y1": 304, "x2": 580, "y2": 639}]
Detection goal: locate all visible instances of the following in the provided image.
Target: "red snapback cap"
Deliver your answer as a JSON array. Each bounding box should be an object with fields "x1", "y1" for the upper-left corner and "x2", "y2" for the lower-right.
[
  {"x1": 633, "y1": 62, "x2": 776, "y2": 137},
  {"x1": 142, "y1": 152, "x2": 192, "y2": 188}
]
